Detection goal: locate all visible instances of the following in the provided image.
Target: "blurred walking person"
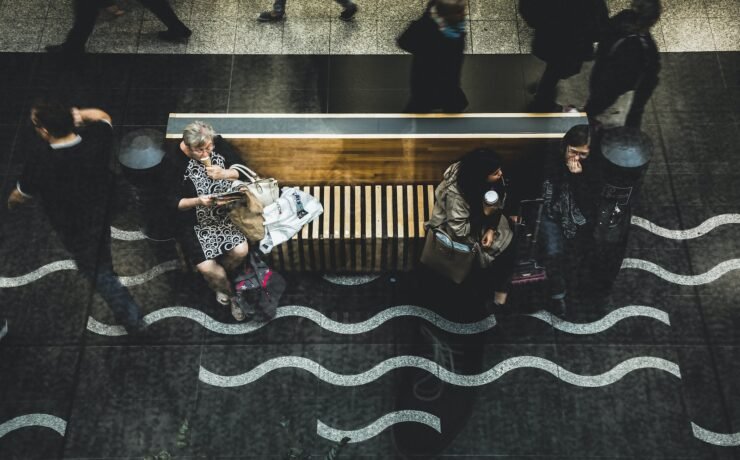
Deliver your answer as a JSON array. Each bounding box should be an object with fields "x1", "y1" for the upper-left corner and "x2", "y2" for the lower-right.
[
  {"x1": 46, "y1": 0, "x2": 191, "y2": 54},
  {"x1": 584, "y1": 0, "x2": 661, "y2": 128},
  {"x1": 519, "y1": 0, "x2": 608, "y2": 112},
  {"x1": 7, "y1": 101, "x2": 146, "y2": 334},
  {"x1": 398, "y1": 0, "x2": 468, "y2": 113}
]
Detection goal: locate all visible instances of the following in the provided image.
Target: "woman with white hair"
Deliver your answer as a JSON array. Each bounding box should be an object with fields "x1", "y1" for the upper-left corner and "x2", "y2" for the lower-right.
[{"x1": 165, "y1": 121, "x2": 251, "y2": 321}]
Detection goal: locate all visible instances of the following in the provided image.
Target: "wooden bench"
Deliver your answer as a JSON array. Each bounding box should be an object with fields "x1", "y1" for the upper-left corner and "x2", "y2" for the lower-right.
[{"x1": 166, "y1": 113, "x2": 588, "y2": 272}]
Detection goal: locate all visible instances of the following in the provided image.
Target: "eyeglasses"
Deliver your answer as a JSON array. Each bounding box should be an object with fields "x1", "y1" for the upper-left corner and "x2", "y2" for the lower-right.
[
  {"x1": 189, "y1": 144, "x2": 213, "y2": 155},
  {"x1": 567, "y1": 146, "x2": 590, "y2": 159}
]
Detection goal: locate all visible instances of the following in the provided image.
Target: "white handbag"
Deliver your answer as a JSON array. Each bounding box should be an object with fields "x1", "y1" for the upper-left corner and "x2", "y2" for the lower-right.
[
  {"x1": 259, "y1": 187, "x2": 323, "y2": 253},
  {"x1": 229, "y1": 164, "x2": 279, "y2": 207}
]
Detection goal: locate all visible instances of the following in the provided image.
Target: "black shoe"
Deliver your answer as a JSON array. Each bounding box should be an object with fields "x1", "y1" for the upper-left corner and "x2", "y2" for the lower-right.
[
  {"x1": 126, "y1": 318, "x2": 149, "y2": 336},
  {"x1": 157, "y1": 28, "x2": 192, "y2": 43},
  {"x1": 257, "y1": 10, "x2": 284, "y2": 22},
  {"x1": 549, "y1": 297, "x2": 567, "y2": 318},
  {"x1": 339, "y1": 3, "x2": 358, "y2": 21},
  {"x1": 45, "y1": 43, "x2": 85, "y2": 55}
]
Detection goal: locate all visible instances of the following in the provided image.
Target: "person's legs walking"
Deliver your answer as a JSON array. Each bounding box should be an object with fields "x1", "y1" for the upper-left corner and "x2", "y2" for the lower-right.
[
  {"x1": 139, "y1": 0, "x2": 191, "y2": 39},
  {"x1": 46, "y1": 0, "x2": 99, "y2": 53},
  {"x1": 532, "y1": 62, "x2": 562, "y2": 111}
]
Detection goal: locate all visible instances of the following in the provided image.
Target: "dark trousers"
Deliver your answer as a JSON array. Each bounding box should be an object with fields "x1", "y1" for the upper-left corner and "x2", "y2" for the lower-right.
[
  {"x1": 272, "y1": 0, "x2": 352, "y2": 14},
  {"x1": 533, "y1": 59, "x2": 584, "y2": 110},
  {"x1": 63, "y1": 231, "x2": 143, "y2": 328},
  {"x1": 64, "y1": 0, "x2": 187, "y2": 49}
]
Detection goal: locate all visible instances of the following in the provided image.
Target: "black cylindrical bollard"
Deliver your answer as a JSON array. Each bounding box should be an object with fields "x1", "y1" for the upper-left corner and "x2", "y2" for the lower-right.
[
  {"x1": 593, "y1": 126, "x2": 653, "y2": 243},
  {"x1": 118, "y1": 129, "x2": 175, "y2": 241}
]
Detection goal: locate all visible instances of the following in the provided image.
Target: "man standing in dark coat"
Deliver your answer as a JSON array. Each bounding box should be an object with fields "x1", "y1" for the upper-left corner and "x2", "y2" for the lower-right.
[
  {"x1": 46, "y1": 0, "x2": 191, "y2": 54},
  {"x1": 398, "y1": 0, "x2": 468, "y2": 113},
  {"x1": 584, "y1": 0, "x2": 661, "y2": 128},
  {"x1": 519, "y1": 0, "x2": 609, "y2": 112}
]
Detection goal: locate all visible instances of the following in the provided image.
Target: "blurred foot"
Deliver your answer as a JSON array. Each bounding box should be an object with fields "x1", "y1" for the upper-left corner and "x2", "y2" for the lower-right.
[
  {"x1": 157, "y1": 27, "x2": 191, "y2": 43},
  {"x1": 105, "y1": 5, "x2": 125, "y2": 17},
  {"x1": 230, "y1": 298, "x2": 246, "y2": 322},
  {"x1": 339, "y1": 3, "x2": 358, "y2": 21},
  {"x1": 549, "y1": 297, "x2": 567, "y2": 318},
  {"x1": 0, "y1": 319, "x2": 7, "y2": 341},
  {"x1": 257, "y1": 10, "x2": 284, "y2": 22},
  {"x1": 45, "y1": 43, "x2": 84, "y2": 55}
]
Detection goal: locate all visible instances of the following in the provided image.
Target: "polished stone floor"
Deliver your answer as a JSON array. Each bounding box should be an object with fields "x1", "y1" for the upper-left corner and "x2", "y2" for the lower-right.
[
  {"x1": 0, "y1": 49, "x2": 739, "y2": 459},
  {"x1": 0, "y1": 0, "x2": 737, "y2": 54}
]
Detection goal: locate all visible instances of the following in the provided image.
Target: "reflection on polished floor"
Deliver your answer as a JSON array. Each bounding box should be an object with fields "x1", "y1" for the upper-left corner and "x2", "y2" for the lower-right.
[{"x1": 1, "y1": 11, "x2": 740, "y2": 460}]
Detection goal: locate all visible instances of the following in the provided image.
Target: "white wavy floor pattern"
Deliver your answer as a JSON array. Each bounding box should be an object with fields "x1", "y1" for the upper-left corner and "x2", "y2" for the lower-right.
[
  {"x1": 631, "y1": 214, "x2": 740, "y2": 240},
  {"x1": 621, "y1": 258, "x2": 740, "y2": 285},
  {"x1": 199, "y1": 355, "x2": 681, "y2": 388},
  {"x1": 86, "y1": 305, "x2": 669, "y2": 337},
  {"x1": 691, "y1": 422, "x2": 740, "y2": 447},
  {"x1": 317, "y1": 410, "x2": 441, "y2": 443},
  {"x1": 0, "y1": 414, "x2": 67, "y2": 438},
  {"x1": 0, "y1": 259, "x2": 180, "y2": 288}
]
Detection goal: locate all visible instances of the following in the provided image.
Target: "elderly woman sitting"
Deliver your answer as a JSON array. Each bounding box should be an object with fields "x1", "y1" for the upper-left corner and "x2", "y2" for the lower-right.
[{"x1": 165, "y1": 121, "x2": 252, "y2": 321}]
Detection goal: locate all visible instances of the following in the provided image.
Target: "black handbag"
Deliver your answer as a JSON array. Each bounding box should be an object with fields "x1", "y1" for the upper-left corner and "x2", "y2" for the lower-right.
[{"x1": 420, "y1": 226, "x2": 478, "y2": 284}]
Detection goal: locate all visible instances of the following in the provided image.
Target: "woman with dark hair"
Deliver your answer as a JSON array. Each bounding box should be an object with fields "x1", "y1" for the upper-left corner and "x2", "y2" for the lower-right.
[
  {"x1": 540, "y1": 124, "x2": 601, "y2": 312},
  {"x1": 427, "y1": 148, "x2": 518, "y2": 310}
]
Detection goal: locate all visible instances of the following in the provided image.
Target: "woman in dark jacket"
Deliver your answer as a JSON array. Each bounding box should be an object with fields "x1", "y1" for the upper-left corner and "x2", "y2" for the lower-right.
[
  {"x1": 398, "y1": 0, "x2": 467, "y2": 113},
  {"x1": 540, "y1": 124, "x2": 601, "y2": 312},
  {"x1": 164, "y1": 121, "x2": 252, "y2": 321},
  {"x1": 519, "y1": 0, "x2": 608, "y2": 112}
]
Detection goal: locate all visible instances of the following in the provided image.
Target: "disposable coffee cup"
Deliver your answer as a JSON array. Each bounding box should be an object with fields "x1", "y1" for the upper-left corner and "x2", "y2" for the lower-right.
[
  {"x1": 199, "y1": 155, "x2": 212, "y2": 167},
  {"x1": 483, "y1": 190, "x2": 499, "y2": 216}
]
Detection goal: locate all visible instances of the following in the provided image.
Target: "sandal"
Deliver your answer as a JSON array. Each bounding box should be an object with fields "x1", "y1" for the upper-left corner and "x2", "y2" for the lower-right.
[
  {"x1": 229, "y1": 297, "x2": 246, "y2": 321},
  {"x1": 216, "y1": 292, "x2": 230, "y2": 305}
]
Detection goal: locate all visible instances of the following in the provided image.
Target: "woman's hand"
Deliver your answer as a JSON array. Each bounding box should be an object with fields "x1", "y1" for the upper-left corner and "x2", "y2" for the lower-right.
[
  {"x1": 206, "y1": 166, "x2": 238, "y2": 181},
  {"x1": 481, "y1": 229, "x2": 496, "y2": 248},
  {"x1": 198, "y1": 195, "x2": 216, "y2": 207},
  {"x1": 566, "y1": 157, "x2": 583, "y2": 174}
]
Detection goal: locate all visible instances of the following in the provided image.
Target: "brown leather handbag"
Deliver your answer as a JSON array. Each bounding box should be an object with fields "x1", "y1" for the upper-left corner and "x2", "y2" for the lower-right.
[
  {"x1": 226, "y1": 184, "x2": 265, "y2": 242},
  {"x1": 420, "y1": 226, "x2": 478, "y2": 284}
]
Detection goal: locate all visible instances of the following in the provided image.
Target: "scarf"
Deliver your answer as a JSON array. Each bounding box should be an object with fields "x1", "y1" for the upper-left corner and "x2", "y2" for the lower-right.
[{"x1": 430, "y1": 5, "x2": 467, "y2": 39}]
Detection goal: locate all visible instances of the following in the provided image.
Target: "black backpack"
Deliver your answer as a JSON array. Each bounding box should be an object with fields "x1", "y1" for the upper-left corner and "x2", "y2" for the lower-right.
[{"x1": 233, "y1": 252, "x2": 286, "y2": 321}]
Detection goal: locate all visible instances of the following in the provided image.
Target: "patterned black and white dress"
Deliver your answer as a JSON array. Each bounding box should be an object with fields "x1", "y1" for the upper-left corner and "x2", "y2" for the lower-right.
[
  {"x1": 186, "y1": 152, "x2": 247, "y2": 260},
  {"x1": 165, "y1": 136, "x2": 249, "y2": 265}
]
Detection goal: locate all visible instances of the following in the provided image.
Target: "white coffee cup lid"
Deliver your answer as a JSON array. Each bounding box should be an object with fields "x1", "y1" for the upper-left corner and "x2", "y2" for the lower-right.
[{"x1": 484, "y1": 190, "x2": 499, "y2": 206}]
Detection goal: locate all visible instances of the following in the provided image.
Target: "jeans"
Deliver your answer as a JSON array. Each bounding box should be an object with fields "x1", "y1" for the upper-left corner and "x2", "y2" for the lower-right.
[
  {"x1": 272, "y1": 0, "x2": 353, "y2": 14},
  {"x1": 80, "y1": 263, "x2": 143, "y2": 328},
  {"x1": 539, "y1": 213, "x2": 567, "y2": 299}
]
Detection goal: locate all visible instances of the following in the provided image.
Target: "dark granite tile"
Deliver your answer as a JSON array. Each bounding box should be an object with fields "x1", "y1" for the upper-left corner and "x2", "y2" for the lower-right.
[
  {"x1": 28, "y1": 53, "x2": 135, "y2": 90},
  {"x1": 0, "y1": 124, "x2": 19, "y2": 175},
  {"x1": 465, "y1": 81, "x2": 528, "y2": 113},
  {"x1": 672, "y1": 173, "x2": 740, "y2": 207},
  {"x1": 230, "y1": 55, "x2": 330, "y2": 92},
  {"x1": 327, "y1": 88, "x2": 408, "y2": 113},
  {"x1": 718, "y1": 52, "x2": 740, "y2": 89},
  {"x1": 193, "y1": 344, "x2": 319, "y2": 456},
  {"x1": 463, "y1": 54, "x2": 526, "y2": 90},
  {"x1": 312, "y1": 344, "x2": 397, "y2": 455},
  {"x1": 711, "y1": 346, "x2": 740, "y2": 433},
  {"x1": 75, "y1": 345, "x2": 201, "y2": 401},
  {"x1": 628, "y1": 203, "x2": 685, "y2": 250},
  {"x1": 123, "y1": 88, "x2": 229, "y2": 125},
  {"x1": 675, "y1": 344, "x2": 737, "y2": 455},
  {"x1": 130, "y1": 54, "x2": 233, "y2": 89},
  {"x1": 328, "y1": 55, "x2": 410, "y2": 90},
  {"x1": 657, "y1": 120, "x2": 740, "y2": 169},
  {"x1": 441, "y1": 344, "x2": 563, "y2": 456},
  {"x1": 0, "y1": 400, "x2": 70, "y2": 460},
  {"x1": 0, "y1": 53, "x2": 38, "y2": 88},
  {"x1": 62, "y1": 398, "x2": 195, "y2": 459},
  {"x1": 556, "y1": 345, "x2": 703, "y2": 458},
  {"x1": 0, "y1": 87, "x2": 31, "y2": 125},
  {"x1": 228, "y1": 88, "x2": 327, "y2": 113},
  {"x1": 0, "y1": 346, "x2": 80, "y2": 401},
  {"x1": 658, "y1": 53, "x2": 725, "y2": 89}
]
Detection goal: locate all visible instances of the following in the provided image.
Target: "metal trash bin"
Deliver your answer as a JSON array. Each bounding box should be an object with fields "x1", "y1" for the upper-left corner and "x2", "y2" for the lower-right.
[{"x1": 117, "y1": 129, "x2": 175, "y2": 241}]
